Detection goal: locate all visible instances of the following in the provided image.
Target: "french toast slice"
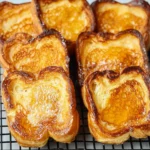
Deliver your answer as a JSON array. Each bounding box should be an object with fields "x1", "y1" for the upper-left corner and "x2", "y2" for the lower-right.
[
  {"x1": 82, "y1": 66, "x2": 150, "y2": 144},
  {"x1": 2, "y1": 66, "x2": 79, "y2": 147},
  {"x1": 31, "y1": 0, "x2": 95, "y2": 54},
  {"x1": 0, "y1": 2, "x2": 37, "y2": 41},
  {"x1": 76, "y1": 29, "x2": 149, "y2": 85},
  {"x1": 0, "y1": 29, "x2": 69, "y2": 75},
  {"x1": 92, "y1": 0, "x2": 150, "y2": 50}
]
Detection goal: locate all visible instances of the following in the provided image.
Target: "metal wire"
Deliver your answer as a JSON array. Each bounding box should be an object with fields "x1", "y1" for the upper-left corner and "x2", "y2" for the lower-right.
[{"x1": 1, "y1": 57, "x2": 150, "y2": 149}]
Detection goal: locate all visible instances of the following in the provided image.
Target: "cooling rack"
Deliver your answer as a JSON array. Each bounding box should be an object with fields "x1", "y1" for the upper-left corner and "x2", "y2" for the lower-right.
[
  {"x1": 1, "y1": 0, "x2": 150, "y2": 149},
  {"x1": 1, "y1": 56, "x2": 150, "y2": 150}
]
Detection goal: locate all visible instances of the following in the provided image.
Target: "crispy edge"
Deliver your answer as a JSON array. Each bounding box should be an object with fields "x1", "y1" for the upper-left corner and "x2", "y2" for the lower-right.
[
  {"x1": 76, "y1": 29, "x2": 149, "y2": 86},
  {"x1": 0, "y1": 29, "x2": 70, "y2": 75},
  {"x1": 92, "y1": 0, "x2": 150, "y2": 50},
  {"x1": 82, "y1": 66, "x2": 150, "y2": 144},
  {"x1": 2, "y1": 66, "x2": 79, "y2": 146},
  {"x1": 31, "y1": 0, "x2": 95, "y2": 55}
]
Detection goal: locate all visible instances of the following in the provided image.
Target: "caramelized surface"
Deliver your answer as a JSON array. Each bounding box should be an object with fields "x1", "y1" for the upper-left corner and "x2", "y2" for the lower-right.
[
  {"x1": 84, "y1": 69, "x2": 150, "y2": 143},
  {"x1": 95, "y1": 3, "x2": 148, "y2": 36},
  {"x1": 93, "y1": 1, "x2": 150, "y2": 49},
  {"x1": 8, "y1": 73, "x2": 70, "y2": 126},
  {"x1": 2, "y1": 67, "x2": 79, "y2": 147},
  {"x1": 101, "y1": 80, "x2": 145, "y2": 126},
  {"x1": 77, "y1": 31, "x2": 146, "y2": 83},
  {"x1": 2, "y1": 32, "x2": 68, "y2": 74},
  {"x1": 36, "y1": 0, "x2": 94, "y2": 41},
  {"x1": 0, "y1": 2, "x2": 36, "y2": 41}
]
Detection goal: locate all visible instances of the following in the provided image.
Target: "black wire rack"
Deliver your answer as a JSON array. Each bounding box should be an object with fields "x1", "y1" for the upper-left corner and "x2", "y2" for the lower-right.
[{"x1": 1, "y1": 56, "x2": 150, "y2": 150}]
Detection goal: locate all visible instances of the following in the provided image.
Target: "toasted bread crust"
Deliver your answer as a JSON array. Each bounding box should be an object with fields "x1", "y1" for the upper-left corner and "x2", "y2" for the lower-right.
[
  {"x1": 0, "y1": 2, "x2": 37, "y2": 41},
  {"x1": 92, "y1": 0, "x2": 150, "y2": 50},
  {"x1": 82, "y1": 66, "x2": 150, "y2": 144},
  {"x1": 76, "y1": 29, "x2": 149, "y2": 85},
  {"x1": 2, "y1": 66, "x2": 79, "y2": 147},
  {"x1": 31, "y1": 0, "x2": 95, "y2": 54},
  {"x1": 0, "y1": 29, "x2": 69, "y2": 76}
]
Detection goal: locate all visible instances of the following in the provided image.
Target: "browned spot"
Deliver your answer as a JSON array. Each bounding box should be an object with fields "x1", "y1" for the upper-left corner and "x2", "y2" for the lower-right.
[
  {"x1": 98, "y1": 11, "x2": 143, "y2": 34},
  {"x1": 11, "y1": 110, "x2": 46, "y2": 139},
  {"x1": 7, "y1": 37, "x2": 66, "y2": 74},
  {"x1": 101, "y1": 80, "x2": 145, "y2": 126},
  {"x1": 0, "y1": 3, "x2": 36, "y2": 40},
  {"x1": 85, "y1": 47, "x2": 143, "y2": 74},
  {"x1": 40, "y1": 2, "x2": 88, "y2": 41}
]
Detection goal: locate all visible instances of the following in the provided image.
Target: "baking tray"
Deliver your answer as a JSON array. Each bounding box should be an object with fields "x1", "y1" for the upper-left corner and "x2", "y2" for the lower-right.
[{"x1": 1, "y1": 0, "x2": 150, "y2": 149}]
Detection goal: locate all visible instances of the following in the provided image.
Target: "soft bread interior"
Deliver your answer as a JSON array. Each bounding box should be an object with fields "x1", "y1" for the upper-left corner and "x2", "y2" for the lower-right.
[
  {"x1": 89, "y1": 72, "x2": 149, "y2": 130},
  {"x1": 0, "y1": 2, "x2": 36, "y2": 40},
  {"x1": 79, "y1": 33, "x2": 144, "y2": 78},
  {"x1": 7, "y1": 71, "x2": 71, "y2": 128},
  {"x1": 2, "y1": 68, "x2": 79, "y2": 146},
  {"x1": 3, "y1": 35, "x2": 68, "y2": 74},
  {"x1": 38, "y1": 0, "x2": 91, "y2": 41},
  {"x1": 96, "y1": 3, "x2": 148, "y2": 34}
]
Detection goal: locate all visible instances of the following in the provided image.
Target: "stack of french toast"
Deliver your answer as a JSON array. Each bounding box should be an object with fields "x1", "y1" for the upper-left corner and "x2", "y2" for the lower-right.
[{"x1": 0, "y1": 0, "x2": 150, "y2": 147}]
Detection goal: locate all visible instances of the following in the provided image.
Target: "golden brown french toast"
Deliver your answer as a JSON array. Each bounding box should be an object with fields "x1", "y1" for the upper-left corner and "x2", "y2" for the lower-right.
[
  {"x1": 76, "y1": 29, "x2": 149, "y2": 85},
  {"x1": 0, "y1": 2, "x2": 37, "y2": 41},
  {"x1": 92, "y1": 0, "x2": 150, "y2": 50},
  {"x1": 82, "y1": 66, "x2": 150, "y2": 144},
  {"x1": 31, "y1": 0, "x2": 95, "y2": 54},
  {"x1": 0, "y1": 29, "x2": 69, "y2": 75},
  {"x1": 2, "y1": 66, "x2": 79, "y2": 147}
]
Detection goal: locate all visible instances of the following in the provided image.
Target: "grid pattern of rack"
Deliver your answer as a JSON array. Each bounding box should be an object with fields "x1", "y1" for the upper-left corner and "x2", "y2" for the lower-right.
[{"x1": 1, "y1": 57, "x2": 150, "y2": 150}]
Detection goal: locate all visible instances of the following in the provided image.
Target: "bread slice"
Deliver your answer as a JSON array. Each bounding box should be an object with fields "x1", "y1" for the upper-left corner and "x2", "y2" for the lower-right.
[
  {"x1": 0, "y1": 2, "x2": 37, "y2": 41},
  {"x1": 76, "y1": 29, "x2": 149, "y2": 85},
  {"x1": 82, "y1": 66, "x2": 150, "y2": 144},
  {"x1": 92, "y1": 0, "x2": 150, "y2": 50},
  {"x1": 31, "y1": 0, "x2": 95, "y2": 54},
  {"x1": 2, "y1": 66, "x2": 79, "y2": 147},
  {"x1": 0, "y1": 29, "x2": 69, "y2": 75}
]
